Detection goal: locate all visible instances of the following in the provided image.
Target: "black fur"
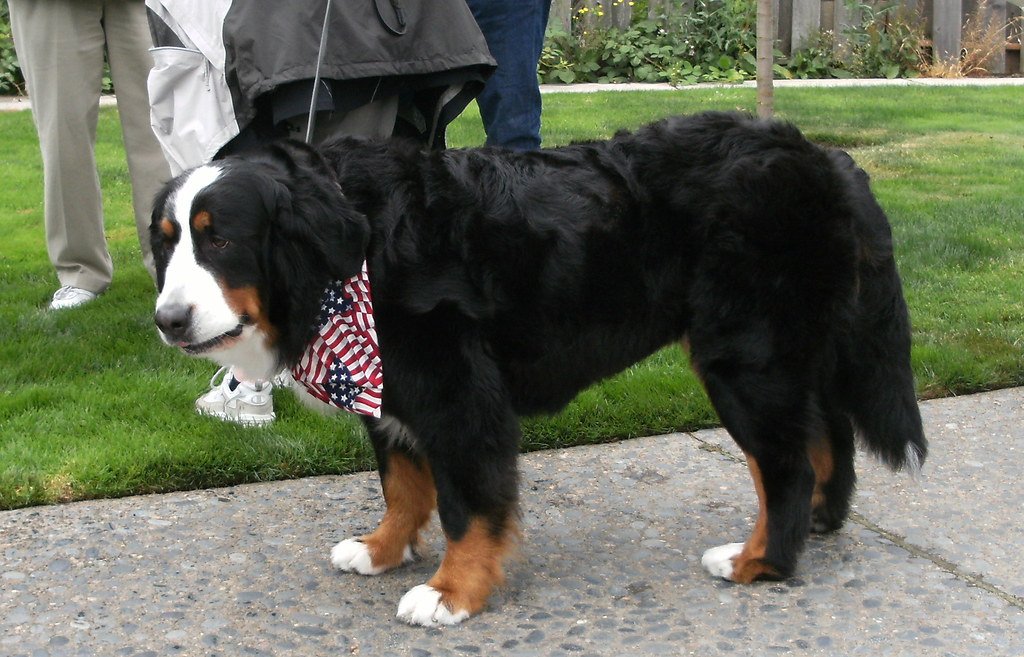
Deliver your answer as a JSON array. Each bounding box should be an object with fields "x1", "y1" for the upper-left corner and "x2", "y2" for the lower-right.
[{"x1": 154, "y1": 111, "x2": 926, "y2": 584}]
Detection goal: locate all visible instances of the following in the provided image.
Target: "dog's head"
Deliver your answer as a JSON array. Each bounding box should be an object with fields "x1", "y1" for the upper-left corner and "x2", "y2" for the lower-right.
[{"x1": 151, "y1": 141, "x2": 369, "y2": 377}]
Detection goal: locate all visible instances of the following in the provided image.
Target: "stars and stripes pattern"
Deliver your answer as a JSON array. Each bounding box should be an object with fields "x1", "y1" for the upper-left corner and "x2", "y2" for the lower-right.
[{"x1": 290, "y1": 262, "x2": 383, "y2": 418}]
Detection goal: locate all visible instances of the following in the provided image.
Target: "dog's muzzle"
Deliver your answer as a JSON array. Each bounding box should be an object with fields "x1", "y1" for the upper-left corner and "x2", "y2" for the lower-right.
[
  {"x1": 154, "y1": 301, "x2": 193, "y2": 344},
  {"x1": 155, "y1": 302, "x2": 244, "y2": 354}
]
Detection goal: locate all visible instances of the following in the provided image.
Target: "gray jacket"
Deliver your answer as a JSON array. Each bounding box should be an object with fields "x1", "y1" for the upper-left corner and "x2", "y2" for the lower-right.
[{"x1": 147, "y1": 0, "x2": 494, "y2": 173}]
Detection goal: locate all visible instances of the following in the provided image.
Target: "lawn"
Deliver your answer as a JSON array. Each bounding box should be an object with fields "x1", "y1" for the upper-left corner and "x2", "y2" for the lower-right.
[{"x1": 1, "y1": 86, "x2": 1022, "y2": 510}]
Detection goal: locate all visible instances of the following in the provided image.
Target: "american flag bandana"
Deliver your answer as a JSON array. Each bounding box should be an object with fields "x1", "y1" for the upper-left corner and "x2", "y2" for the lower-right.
[{"x1": 290, "y1": 262, "x2": 383, "y2": 418}]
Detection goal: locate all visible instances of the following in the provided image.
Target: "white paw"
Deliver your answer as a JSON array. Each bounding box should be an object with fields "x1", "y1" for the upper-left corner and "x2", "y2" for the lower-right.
[
  {"x1": 701, "y1": 542, "x2": 745, "y2": 580},
  {"x1": 331, "y1": 539, "x2": 382, "y2": 575},
  {"x1": 396, "y1": 584, "x2": 470, "y2": 627},
  {"x1": 330, "y1": 538, "x2": 414, "y2": 575}
]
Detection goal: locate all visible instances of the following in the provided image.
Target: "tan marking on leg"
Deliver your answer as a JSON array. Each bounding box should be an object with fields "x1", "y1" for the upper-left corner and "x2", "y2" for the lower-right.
[
  {"x1": 808, "y1": 436, "x2": 834, "y2": 512},
  {"x1": 730, "y1": 453, "x2": 780, "y2": 583},
  {"x1": 427, "y1": 516, "x2": 515, "y2": 617},
  {"x1": 361, "y1": 453, "x2": 436, "y2": 571},
  {"x1": 680, "y1": 337, "x2": 704, "y2": 383}
]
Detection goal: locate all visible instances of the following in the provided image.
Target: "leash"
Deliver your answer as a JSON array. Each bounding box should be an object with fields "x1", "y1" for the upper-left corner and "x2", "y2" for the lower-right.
[{"x1": 305, "y1": 0, "x2": 333, "y2": 143}]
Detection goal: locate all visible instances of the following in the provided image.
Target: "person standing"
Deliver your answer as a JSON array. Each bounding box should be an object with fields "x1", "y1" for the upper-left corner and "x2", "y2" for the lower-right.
[
  {"x1": 8, "y1": 0, "x2": 171, "y2": 309},
  {"x1": 465, "y1": 0, "x2": 551, "y2": 151},
  {"x1": 146, "y1": 0, "x2": 495, "y2": 425}
]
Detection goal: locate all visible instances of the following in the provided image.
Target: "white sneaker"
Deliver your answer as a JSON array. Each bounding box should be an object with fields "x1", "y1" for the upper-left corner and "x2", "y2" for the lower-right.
[
  {"x1": 50, "y1": 285, "x2": 98, "y2": 310},
  {"x1": 271, "y1": 369, "x2": 293, "y2": 388},
  {"x1": 195, "y1": 366, "x2": 276, "y2": 426}
]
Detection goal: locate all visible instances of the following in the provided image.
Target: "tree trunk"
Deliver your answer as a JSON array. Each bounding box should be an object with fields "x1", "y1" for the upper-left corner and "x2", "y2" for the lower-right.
[{"x1": 756, "y1": 0, "x2": 775, "y2": 118}]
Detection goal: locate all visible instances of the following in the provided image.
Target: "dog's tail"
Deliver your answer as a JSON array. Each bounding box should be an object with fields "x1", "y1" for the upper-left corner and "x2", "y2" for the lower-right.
[{"x1": 831, "y1": 151, "x2": 927, "y2": 474}]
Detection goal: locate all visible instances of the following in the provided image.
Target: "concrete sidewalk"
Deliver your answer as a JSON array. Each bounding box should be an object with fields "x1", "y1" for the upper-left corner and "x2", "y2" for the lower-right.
[{"x1": 2, "y1": 388, "x2": 1022, "y2": 656}]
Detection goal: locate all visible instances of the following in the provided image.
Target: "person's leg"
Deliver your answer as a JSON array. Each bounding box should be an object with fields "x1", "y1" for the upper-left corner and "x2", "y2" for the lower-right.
[
  {"x1": 103, "y1": 0, "x2": 172, "y2": 283},
  {"x1": 283, "y1": 95, "x2": 400, "y2": 145},
  {"x1": 9, "y1": 0, "x2": 112, "y2": 295},
  {"x1": 466, "y1": 0, "x2": 550, "y2": 150}
]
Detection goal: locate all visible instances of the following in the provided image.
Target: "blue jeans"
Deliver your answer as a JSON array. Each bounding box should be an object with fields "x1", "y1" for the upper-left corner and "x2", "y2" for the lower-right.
[{"x1": 465, "y1": 0, "x2": 550, "y2": 151}]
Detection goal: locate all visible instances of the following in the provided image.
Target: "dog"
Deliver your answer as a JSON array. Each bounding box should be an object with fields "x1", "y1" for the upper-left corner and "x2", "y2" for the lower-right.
[{"x1": 151, "y1": 111, "x2": 926, "y2": 626}]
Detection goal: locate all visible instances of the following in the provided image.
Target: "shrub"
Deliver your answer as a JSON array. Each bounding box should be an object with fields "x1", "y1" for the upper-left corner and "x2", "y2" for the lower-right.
[
  {"x1": 1, "y1": 3, "x2": 24, "y2": 95},
  {"x1": 541, "y1": 0, "x2": 931, "y2": 84},
  {"x1": 784, "y1": 1, "x2": 925, "y2": 79},
  {"x1": 541, "y1": 0, "x2": 778, "y2": 85},
  {"x1": 541, "y1": 19, "x2": 684, "y2": 83},
  {"x1": 839, "y1": 0, "x2": 926, "y2": 78}
]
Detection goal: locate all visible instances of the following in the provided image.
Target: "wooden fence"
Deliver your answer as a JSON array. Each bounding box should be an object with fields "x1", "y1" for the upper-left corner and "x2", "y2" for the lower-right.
[{"x1": 548, "y1": 0, "x2": 1024, "y2": 73}]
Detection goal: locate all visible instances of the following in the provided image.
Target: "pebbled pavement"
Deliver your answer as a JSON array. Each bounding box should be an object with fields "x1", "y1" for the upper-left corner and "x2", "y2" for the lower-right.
[{"x1": 2, "y1": 387, "x2": 1022, "y2": 656}]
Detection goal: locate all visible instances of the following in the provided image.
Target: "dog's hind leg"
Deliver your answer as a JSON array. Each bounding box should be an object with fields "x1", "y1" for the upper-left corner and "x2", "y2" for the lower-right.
[
  {"x1": 696, "y1": 366, "x2": 817, "y2": 583},
  {"x1": 332, "y1": 420, "x2": 436, "y2": 575},
  {"x1": 808, "y1": 405, "x2": 857, "y2": 533}
]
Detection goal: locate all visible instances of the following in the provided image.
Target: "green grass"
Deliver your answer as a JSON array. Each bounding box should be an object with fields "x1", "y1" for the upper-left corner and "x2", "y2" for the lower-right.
[{"x1": 2, "y1": 86, "x2": 1023, "y2": 510}]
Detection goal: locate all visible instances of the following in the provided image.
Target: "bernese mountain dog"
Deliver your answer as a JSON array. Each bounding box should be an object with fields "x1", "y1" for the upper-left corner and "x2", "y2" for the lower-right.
[{"x1": 151, "y1": 111, "x2": 926, "y2": 626}]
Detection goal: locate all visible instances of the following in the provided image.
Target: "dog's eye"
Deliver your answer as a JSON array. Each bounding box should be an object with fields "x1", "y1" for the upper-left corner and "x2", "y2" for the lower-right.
[{"x1": 210, "y1": 235, "x2": 230, "y2": 249}]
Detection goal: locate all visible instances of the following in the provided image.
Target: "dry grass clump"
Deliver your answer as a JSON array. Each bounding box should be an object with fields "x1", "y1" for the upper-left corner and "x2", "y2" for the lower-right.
[{"x1": 921, "y1": 0, "x2": 1020, "y2": 77}]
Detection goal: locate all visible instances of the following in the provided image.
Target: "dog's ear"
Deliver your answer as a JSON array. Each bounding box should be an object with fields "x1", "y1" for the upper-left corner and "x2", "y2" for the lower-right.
[
  {"x1": 260, "y1": 141, "x2": 370, "y2": 282},
  {"x1": 254, "y1": 144, "x2": 371, "y2": 363},
  {"x1": 148, "y1": 180, "x2": 174, "y2": 290},
  {"x1": 149, "y1": 176, "x2": 182, "y2": 292}
]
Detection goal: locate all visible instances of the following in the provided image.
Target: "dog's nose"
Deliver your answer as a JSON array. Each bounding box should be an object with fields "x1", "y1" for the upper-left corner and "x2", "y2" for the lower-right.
[{"x1": 154, "y1": 303, "x2": 193, "y2": 341}]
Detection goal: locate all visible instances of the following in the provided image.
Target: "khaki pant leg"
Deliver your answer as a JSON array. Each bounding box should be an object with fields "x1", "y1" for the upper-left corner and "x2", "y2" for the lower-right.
[
  {"x1": 103, "y1": 0, "x2": 172, "y2": 284},
  {"x1": 8, "y1": 0, "x2": 112, "y2": 293}
]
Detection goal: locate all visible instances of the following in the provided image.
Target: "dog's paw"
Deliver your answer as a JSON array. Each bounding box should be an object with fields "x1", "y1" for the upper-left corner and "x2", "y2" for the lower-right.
[
  {"x1": 701, "y1": 542, "x2": 745, "y2": 580},
  {"x1": 396, "y1": 584, "x2": 470, "y2": 627},
  {"x1": 331, "y1": 539, "x2": 382, "y2": 575},
  {"x1": 330, "y1": 538, "x2": 413, "y2": 575}
]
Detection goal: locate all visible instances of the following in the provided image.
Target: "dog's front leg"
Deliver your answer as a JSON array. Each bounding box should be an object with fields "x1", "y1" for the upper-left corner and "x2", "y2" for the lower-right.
[
  {"x1": 394, "y1": 409, "x2": 520, "y2": 626},
  {"x1": 397, "y1": 511, "x2": 516, "y2": 626},
  {"x1": 331, "y1": 442, "x2": 435, "y2": 575}
]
